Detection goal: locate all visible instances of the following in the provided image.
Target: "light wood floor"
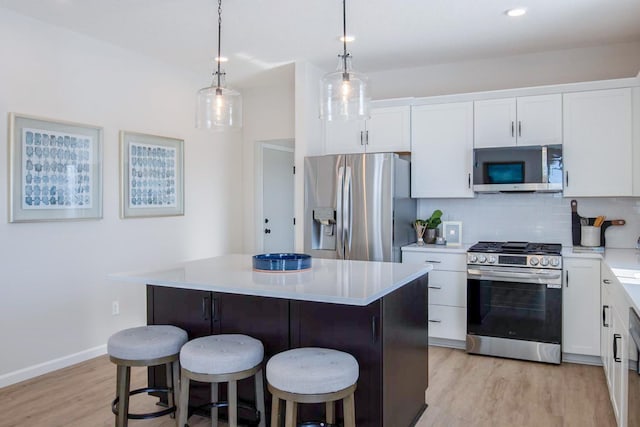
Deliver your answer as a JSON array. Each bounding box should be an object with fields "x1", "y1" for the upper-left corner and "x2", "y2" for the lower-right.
[{"x1": 0, "y1": 346, "x2": 616, "y2": 427}]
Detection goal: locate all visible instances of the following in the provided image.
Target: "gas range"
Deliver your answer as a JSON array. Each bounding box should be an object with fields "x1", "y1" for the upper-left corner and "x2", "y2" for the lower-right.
[{"x1": 467, "y1": 241, "x2": 562, "y2": 269}]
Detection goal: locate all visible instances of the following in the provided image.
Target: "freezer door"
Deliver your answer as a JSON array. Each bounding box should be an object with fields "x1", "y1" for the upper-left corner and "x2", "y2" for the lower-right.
[
  {"x1": 344, "y1": 153, "x2": 395, "y2": 261},
  {"x1": 304, "y1": 155, "x2": 344, "y2": 259}
]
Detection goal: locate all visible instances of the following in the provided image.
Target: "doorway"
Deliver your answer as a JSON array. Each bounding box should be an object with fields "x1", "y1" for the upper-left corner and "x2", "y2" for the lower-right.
[{"x1": 256, "y1": 141, "x2": 295, "y2": 253}]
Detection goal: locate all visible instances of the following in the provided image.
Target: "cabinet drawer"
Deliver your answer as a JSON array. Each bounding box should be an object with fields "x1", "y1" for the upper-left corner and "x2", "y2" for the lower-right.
[
  {"x1": 428, "y1": 271, "x2": 466, "y2": 307},
  {"x1": 428, "y1": 305, "x2": 466, "y2": 341},
  {"x1": 402, "y1": 251, "x2": 466, "y2": 271}
]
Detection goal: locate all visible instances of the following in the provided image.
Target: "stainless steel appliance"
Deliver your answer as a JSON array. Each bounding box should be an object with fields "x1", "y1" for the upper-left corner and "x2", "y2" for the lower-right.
[
  {"x1": 466, "y1": 241, "x2": 563, "y2": 364},
  {"x1": 304, "y1": 153, "x2": 415, "y2": 262},
  {"x1": 629, "y1": 307, "x2": 640, "y2": 426},
  {"x1": 473, "y1": 145, "x2": 563, "y2": 193}
]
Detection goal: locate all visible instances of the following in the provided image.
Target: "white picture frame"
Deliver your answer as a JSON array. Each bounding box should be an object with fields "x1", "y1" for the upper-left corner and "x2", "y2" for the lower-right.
[
  {"x1": 442, "y1": 221, "x2": 462, "y2": 247},
  {"x1": 120, "y1": 131, "x2": 184, "y2": 218},
  {"x1": 8, "y1": 113, "x2": 103, "y2": 222}
]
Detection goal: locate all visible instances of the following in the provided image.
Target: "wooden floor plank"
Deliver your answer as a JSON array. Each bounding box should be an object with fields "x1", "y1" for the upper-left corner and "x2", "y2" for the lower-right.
[{"x1": 0, "y1": 347, "x2": 616, "y2": 427}]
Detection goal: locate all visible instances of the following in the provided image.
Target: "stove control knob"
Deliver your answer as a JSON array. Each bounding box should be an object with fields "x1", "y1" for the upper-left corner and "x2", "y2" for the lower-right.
[
  {"x1": 478, "y1": 255, "x2": 487, "y2": 263},
  {"x1": 488, "y1": 256, "x2": 497, "y2": 264},
  {"x1": 540, "y1": 257, "x2": 549, "y2": 266},
  {"x1": 469, "y1": 254, "x2": 478, "y2": 263},
  {"x1": 529, "y1": 257, "x2": 539, "y2": 266},
  {"x1": 550, "y1": 257, "x2": 560, "y2": 267}
]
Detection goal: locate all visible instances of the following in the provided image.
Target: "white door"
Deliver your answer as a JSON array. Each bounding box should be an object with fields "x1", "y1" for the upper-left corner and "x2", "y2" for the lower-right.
[
  {"x1": 516, "y1": 94, "x2": 562, "y2": 146},
  {"x1": 473, "y1": 98, "x2": 517, "y2": 148},
  {"x1": 365, "y1": 105, "x2": 411, "y2": 153},
  {"x1": 262, "y1": 145, "x2": 295, "y2": 253}
]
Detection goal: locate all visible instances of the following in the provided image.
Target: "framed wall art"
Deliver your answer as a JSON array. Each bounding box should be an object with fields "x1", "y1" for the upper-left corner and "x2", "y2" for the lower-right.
[
  {"x1": 120, "y1": 131, "x2": 184, "y2": 218},
  {"x1": 442, "y1": 221, "x2": 463, "y2": 247},
  {"x1": 8, "y1": 113, "x2": 103, "y2": 222}
]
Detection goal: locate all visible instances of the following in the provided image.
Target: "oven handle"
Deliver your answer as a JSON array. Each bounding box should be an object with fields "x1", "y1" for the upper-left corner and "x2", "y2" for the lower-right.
[{"x1": 467, "y1": 268, "x2": 562, "y2": 284}]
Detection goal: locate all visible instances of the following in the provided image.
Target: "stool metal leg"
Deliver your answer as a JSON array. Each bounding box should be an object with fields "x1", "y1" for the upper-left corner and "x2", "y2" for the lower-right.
[
  {"x1": 178, "y1": 372, "x2": 190, "y2": 427},
  {"x1": 211, "y1": 382, "x2": 218, "y2": 427},
  {"x1": 116, "y1": 365, "x2": 130, "y2": 427},
  {"x1": 343, "y1": 393, "x2": 356, "y2": 427},
  {"x1": 255, "y1": 369, "x2": 266, "y2": 427},
  {"x1": 284, "y1": 400, "x2": 296, "y2": 427},
  {"x1": 165, "y1": 362, "x2": 175, "y2": 418},
  {"x1": 229, "y1": 380, "x2": 238, "y2": 427},
  {"x1": 326, "y1": 401, "x2": 335, "y2": 424},
  {"x1": 271, "y1": 396, "x2": 280, "y2": 427}
]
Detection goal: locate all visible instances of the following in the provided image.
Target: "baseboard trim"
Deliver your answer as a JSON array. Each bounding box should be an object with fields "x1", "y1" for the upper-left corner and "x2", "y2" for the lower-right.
[
  {"x1": 0, "y1": 344, "x2": 107, "y2": 388},
  {"x1": 562, "y1": 353, "x2": 603, "y2": 366},
  {"x1": 429, "y1": 337, "x2": 466, "y2": 350}
]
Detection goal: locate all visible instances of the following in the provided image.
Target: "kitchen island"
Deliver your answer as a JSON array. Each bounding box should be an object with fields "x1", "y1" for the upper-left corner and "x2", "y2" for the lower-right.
[{"x1": 113, "y1": 254, "x2": 432, "y2": 427}]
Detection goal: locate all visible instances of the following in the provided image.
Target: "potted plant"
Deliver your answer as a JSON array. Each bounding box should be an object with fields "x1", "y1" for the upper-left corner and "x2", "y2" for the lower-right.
[{"x1": 424, "y1": 209, "x2": 442, "y2": 244}]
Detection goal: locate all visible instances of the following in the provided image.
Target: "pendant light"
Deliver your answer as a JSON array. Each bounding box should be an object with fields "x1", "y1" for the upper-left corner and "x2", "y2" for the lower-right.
[
  {"x1": 196, "y1": 0, "x2": 242, "y2": 130},
  {"x1": 320, "y1": 0, "x2": 370, "y2": 121}
]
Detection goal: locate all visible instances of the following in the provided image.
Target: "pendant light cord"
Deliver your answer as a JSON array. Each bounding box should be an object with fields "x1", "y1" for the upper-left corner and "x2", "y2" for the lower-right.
[
  {"x1": 216, "y1": 0, "x2": 222, "y2": 89},
  {"x1": 342, "y1": 0, "x2": 349, "y2": 77}
]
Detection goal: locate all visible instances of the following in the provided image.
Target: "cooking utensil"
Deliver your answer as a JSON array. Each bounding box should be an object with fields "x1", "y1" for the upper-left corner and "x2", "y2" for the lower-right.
[
  {"x1": 593, "y1": 216, "x2": 606, "y2": 227},
  {"x1": 571, "y1": 200, "x2": 581, "y2": 246}
]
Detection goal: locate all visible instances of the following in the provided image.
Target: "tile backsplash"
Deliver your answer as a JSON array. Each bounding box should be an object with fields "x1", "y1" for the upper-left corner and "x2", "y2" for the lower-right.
[{"x1": 417, "y1": 193, "x2": 640, "y2": 248}]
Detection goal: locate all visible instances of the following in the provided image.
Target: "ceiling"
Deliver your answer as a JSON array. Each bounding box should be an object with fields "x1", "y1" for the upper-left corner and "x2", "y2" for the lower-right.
[{"x1": 1, "y1": 0, "x2": 639, "y2": 87}]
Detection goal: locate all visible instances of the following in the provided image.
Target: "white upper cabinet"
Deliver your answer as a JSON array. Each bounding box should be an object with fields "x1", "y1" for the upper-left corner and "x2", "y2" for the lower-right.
[
  {"x1": 563, "y1": 88, "x2": 633, "y2": 197},
  {"x1": 323, "y1": 105, "x2": 411, "y2": 154},
  {"x1": 411, "y1": 102, "x2": 474, "y2": 198},
  {"x1": 474, "y1": 94, "x2": 562, "y2": 148}
]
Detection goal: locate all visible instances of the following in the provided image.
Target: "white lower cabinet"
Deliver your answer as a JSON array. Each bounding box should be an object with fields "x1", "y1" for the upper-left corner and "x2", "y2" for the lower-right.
[
  {"x1": 563, "y1": 258, "x2": 601, "y2": 356},
  {"x1": 601, "y1": 263, "x2": 629, "y2": 427},
  {"x1": 402, "y1": 248, "x2": 467, "y2": 344}
]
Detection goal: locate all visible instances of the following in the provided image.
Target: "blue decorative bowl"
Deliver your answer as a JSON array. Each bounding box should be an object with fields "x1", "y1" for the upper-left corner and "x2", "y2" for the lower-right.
[{"x1": 252, "y1": 253, "x2": 312, "y2": 272}]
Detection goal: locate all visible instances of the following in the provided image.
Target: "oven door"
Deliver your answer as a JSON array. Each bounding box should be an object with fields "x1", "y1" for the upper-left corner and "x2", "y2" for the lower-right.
[{"x1": 467, "y1": 266, "x2": 562, "y2": 344}]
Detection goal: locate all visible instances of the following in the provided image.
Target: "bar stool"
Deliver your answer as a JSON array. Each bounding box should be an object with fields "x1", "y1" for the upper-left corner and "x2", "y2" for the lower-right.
[
  {"x1": 266, "y1": 347, "x2": 359, "y2": 427},
  {"x1": 178, "y1": 334, "x2": 266, "y2": 427},
  {"x1": 107, "y1": 325, "x2": 188, "y2": 427}
]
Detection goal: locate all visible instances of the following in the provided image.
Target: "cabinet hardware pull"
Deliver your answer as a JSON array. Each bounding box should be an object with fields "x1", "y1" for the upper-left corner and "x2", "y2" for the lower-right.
[
  {"x1": 603, "y1": 305, "x2": 609, "y2": 327},
  {"x1": 565, "y1": 271, "x2": 569, "y2": 287},
  {"x1": 371, "y1": 316, "x2": 378, "y2": 343},
  {"x1": 425, "y1": 260, "x2": 442, "y2": 263},
  {"x1": 365, "y1": 130, "x2": 369, "y2": 145},
  {"x1": 468, "y1": 173, "x2": 471, "y2": 189},
  {"x1": 565, "y1": 171, "x2": 569, "y2": 187},
  {"x1": 428, "y1": 286, "x2": 442, "y2": 289},
  {"x1": 603, "y1": 279, "x2": 611, "y2": 284},
  {"x1": 518, "y1": 121, "x2": 522, "y2": 137},
  {"x1": 360, "y1": 131, "x2": 364, "y2": 145},
  {"x1": 202, "y1": 296, "x2": 210, "y2": 321},
  {"x1": 428, "y1": 319, "x2": 442, "y2": 323},
  {"x1": 511, "y1": 121, "x2": 515, "y2": 137},
  {"x1": 614, "y1": 334, "x2": 622, "y2": 362},
  {"x1": 212, "y1": 296, "x2": 219, "y2": 322}
]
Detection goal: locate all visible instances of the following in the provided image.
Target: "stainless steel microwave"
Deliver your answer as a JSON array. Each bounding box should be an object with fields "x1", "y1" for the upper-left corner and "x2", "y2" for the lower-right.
[{"x1": 473, "y1": 145, "x2": 563, "y2": 193}]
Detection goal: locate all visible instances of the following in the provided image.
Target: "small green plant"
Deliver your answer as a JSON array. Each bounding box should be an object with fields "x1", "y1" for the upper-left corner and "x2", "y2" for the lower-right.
[{"x1": 425, "y1": 209, "x2": 443, "y2": 229}]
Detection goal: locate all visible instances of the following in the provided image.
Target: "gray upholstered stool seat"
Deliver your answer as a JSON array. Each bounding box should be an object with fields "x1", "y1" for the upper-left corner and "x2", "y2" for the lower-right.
[
  {"x1": 266, "y1": 347, "x2": 359, "y2": 427},
  {"x1": 178, "y1": 334, "x2": 266, "y2": 427},
  {"x1": 108, "y1": 325, "x2": 188, "y2": 427}
]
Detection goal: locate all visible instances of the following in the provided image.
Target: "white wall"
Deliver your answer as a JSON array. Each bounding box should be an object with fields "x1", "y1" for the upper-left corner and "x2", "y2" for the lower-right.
[
  {"x1": 368, "y1": 41, "x2": 640, "y2": 99},
  {"x1": 240, "y1": 65, "x2": 295, "y2": 254},
  {"x1": 418, "y1": 195, "x2": 640, "y2": 248},
  {"x1": 0, "y1": 9, "x2": 243, "y2": 385}
]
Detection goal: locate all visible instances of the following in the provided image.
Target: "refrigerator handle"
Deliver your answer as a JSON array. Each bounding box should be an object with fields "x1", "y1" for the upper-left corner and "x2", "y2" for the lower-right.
[
  {"x1": 345, "y1": 166, "x2": 353, "y2": 252},
  {"x1": 336, "y1": 166, "x2": 345, "y2": 259}
]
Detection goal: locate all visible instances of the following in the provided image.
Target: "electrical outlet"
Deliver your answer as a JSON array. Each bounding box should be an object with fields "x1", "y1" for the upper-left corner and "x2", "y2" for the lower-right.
[{"x1": 112, "y1": 301, "x2": 120, "y2": 316}]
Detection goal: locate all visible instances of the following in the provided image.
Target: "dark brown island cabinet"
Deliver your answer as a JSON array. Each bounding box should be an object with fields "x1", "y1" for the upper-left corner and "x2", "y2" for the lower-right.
[{"x1": 147, "y1": 274, "x2": 428, "y2": 427}]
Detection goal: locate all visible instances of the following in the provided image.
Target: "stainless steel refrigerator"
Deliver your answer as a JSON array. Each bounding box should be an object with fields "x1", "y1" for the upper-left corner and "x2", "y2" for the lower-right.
[{"x1": 304, "y1": 153, "x2": 416, "y2": 262}]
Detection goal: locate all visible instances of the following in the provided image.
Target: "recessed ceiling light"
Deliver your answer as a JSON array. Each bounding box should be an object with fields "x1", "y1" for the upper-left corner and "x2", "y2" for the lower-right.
[
  {"x1": 506, "y1": 8, "x2": 527, "y2": 17},
  {"x1": 215, "y1": 56, "x2": 228, "y2": 63},
  {"x1": 339, "y1": 35, "x2": 355, "y2": 43}
]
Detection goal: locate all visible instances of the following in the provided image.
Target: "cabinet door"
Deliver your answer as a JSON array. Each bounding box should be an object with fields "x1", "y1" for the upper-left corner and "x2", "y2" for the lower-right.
[
  {"x1": 601, "y1": 282, "x2": 612, "y2": 380},
  {"x1": 323, "y1": 119, "x2": 365, "y2": 155},
  {"x1": 516, "y1": 94, "x2": 562, "y2": 146},
  {"x1": 610, "y1": 304, "x2": 627, "y2": 426},
  {"x1": 411, "y1": 102, "x2": 474, "y2": 198},
  {"x1": 562, "y1": 258, "x2": 601, "y2": 356},
  {"x1": 365, "y1": 105, "x2": 411, "y2": 153},
  {"x1": 563, "y1": 88, "x2": 633, "y2": 197},
  {"x1": 473, "y1": 98, "x2": 517, "y2": 148}
]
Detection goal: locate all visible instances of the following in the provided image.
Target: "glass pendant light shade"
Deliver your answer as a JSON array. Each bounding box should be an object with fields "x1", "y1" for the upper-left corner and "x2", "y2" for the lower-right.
[
  {"x1": 320, "y1": 55, "x2": 370, "y2": 121},
  {"x1": 196, "y1": 73, "x2": 243, "y2": 130}
]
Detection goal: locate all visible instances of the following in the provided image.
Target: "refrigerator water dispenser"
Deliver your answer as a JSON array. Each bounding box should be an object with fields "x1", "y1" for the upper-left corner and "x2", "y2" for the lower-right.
[{"x1": 312, "y1": 208, "x2": 336, "y2": 250}]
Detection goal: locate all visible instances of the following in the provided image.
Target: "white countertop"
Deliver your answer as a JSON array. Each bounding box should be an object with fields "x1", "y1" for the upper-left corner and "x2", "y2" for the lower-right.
[{"x1": 110, "y1": 254, "x2": 432, "y2": 306}]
